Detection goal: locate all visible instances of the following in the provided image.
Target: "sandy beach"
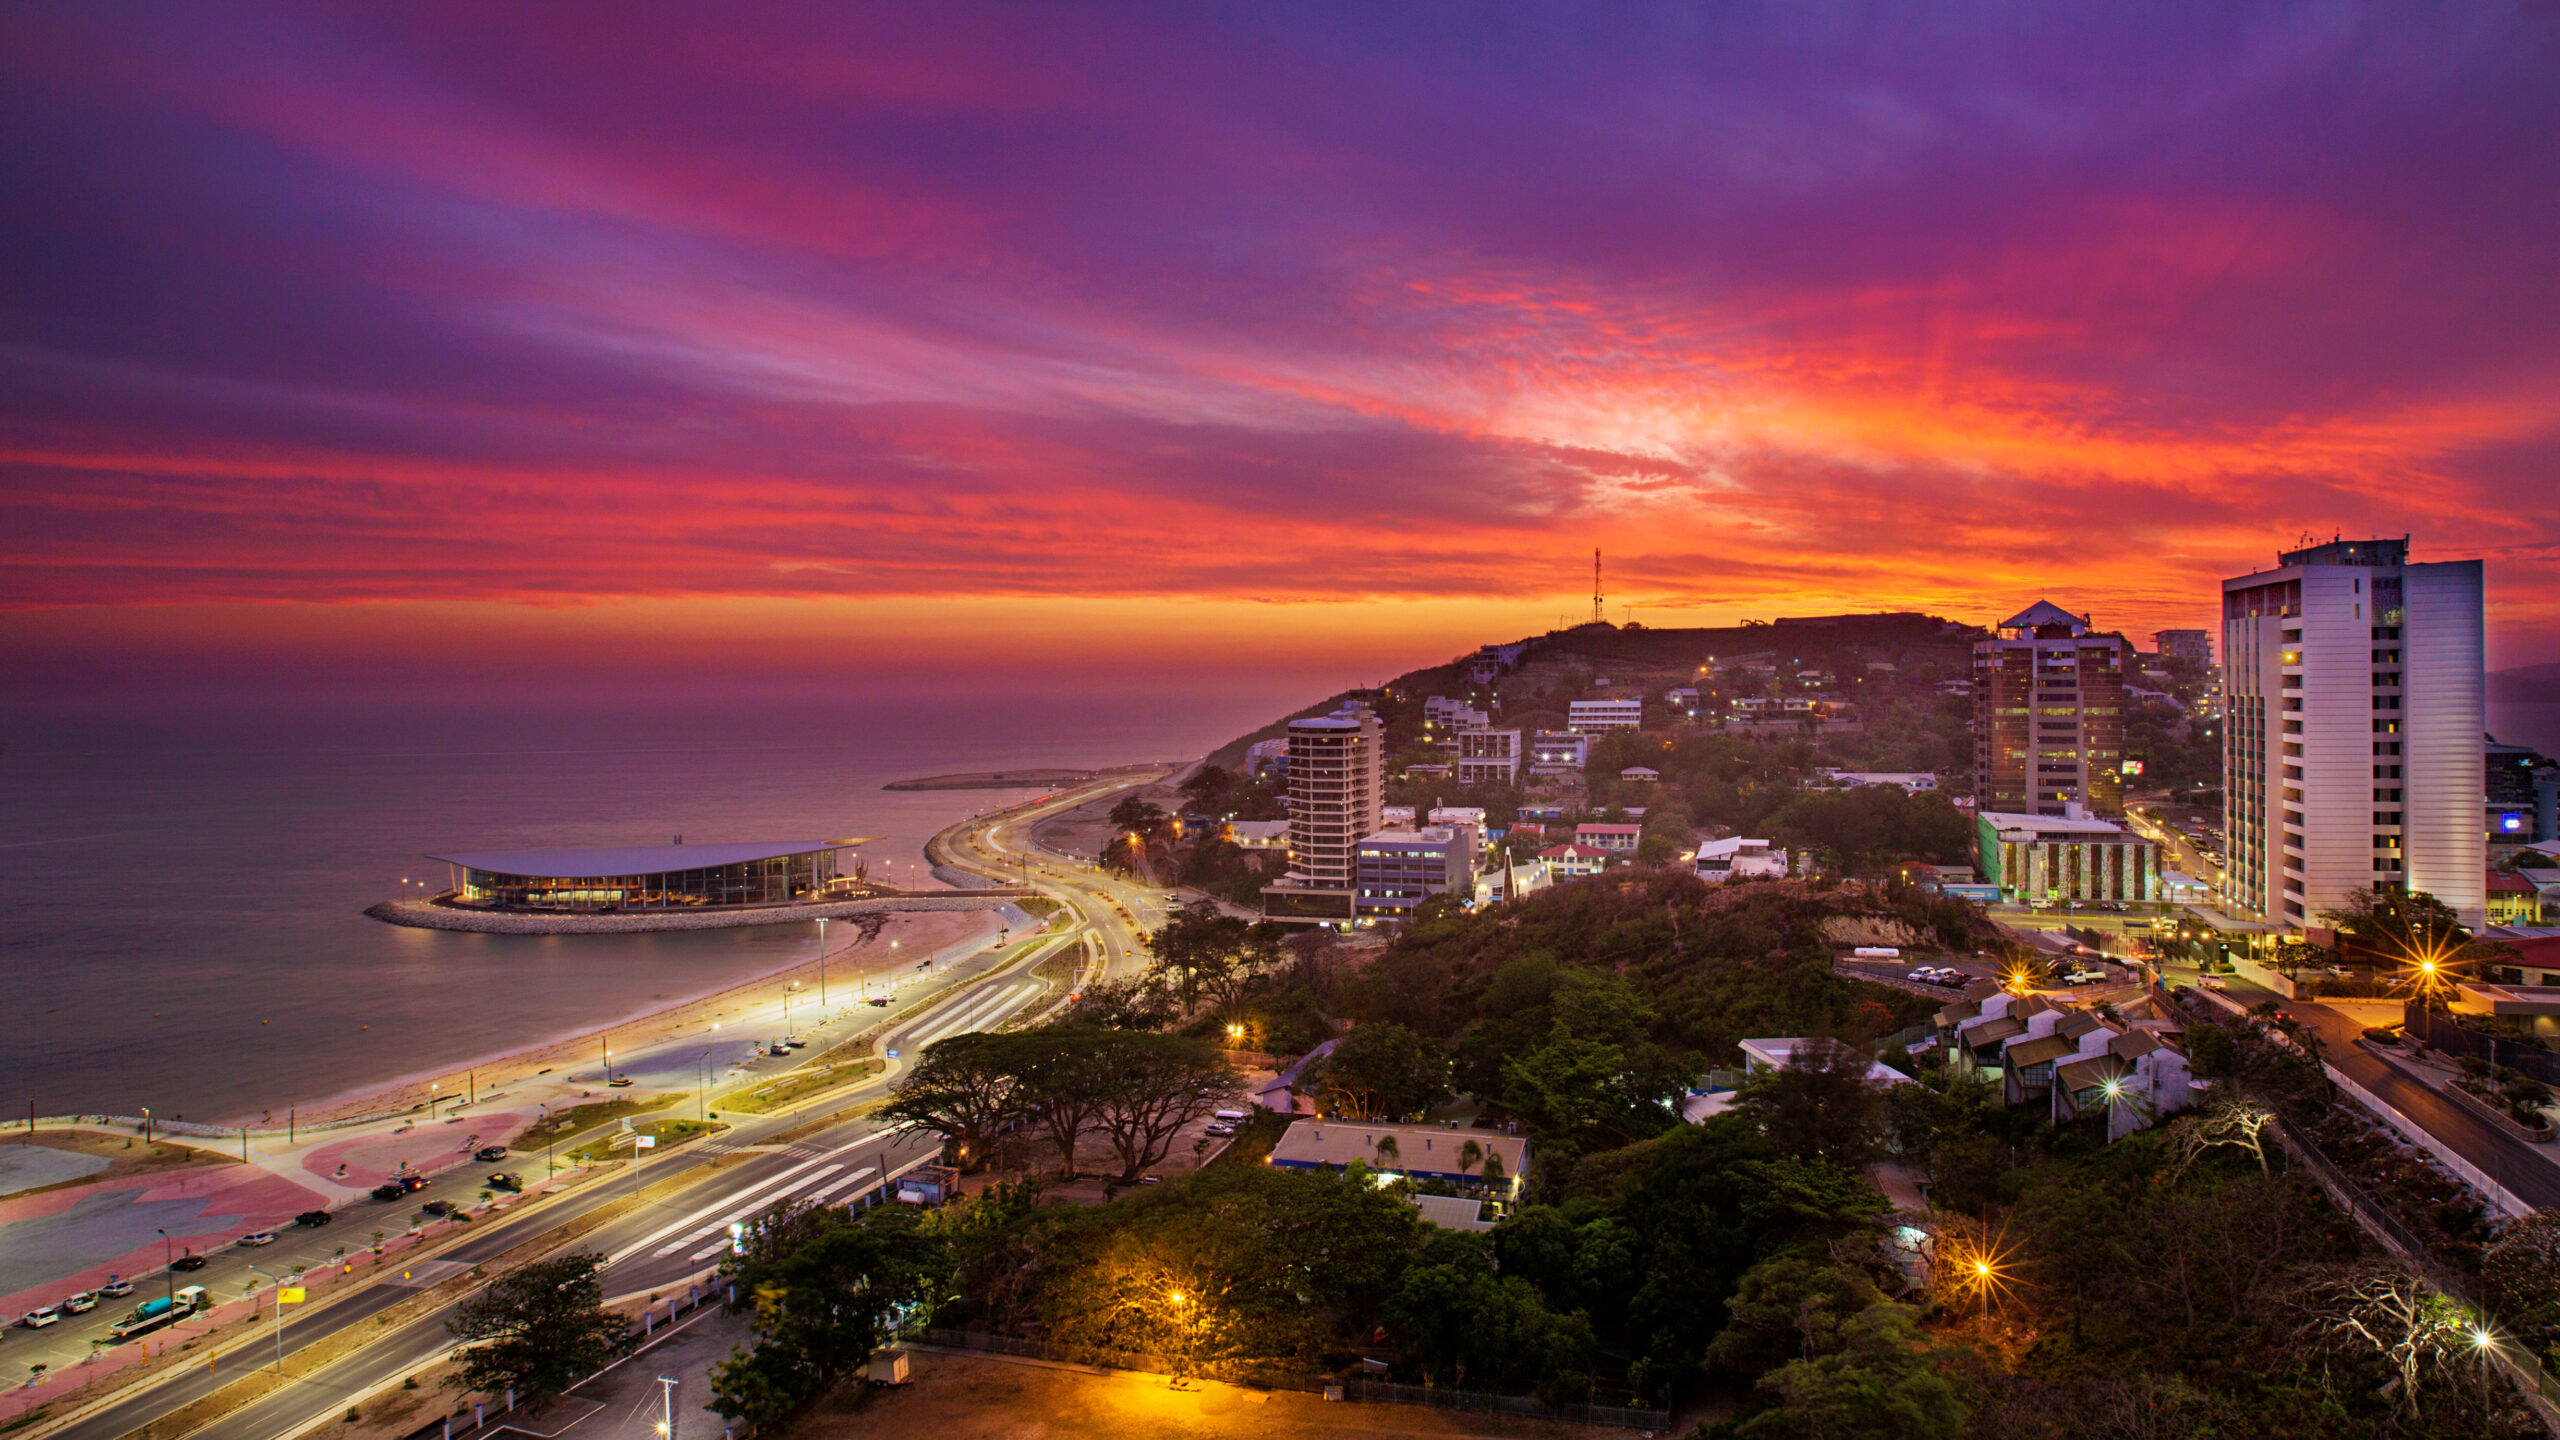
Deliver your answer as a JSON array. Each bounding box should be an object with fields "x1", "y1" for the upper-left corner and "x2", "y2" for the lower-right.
[{"x1": 287, "y1": 907, "x2": 1005, "y2": 1127}]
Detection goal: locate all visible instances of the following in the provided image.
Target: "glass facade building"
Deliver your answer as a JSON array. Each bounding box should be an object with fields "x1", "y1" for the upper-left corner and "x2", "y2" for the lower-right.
[{"x1": 429, "y1": 841, "x2": 844, "y2": 912}]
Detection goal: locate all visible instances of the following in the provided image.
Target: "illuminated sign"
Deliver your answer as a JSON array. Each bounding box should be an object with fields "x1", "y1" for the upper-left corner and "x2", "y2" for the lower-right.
[{"x1": 2120, "y1": 760, "x2": 2145, "y2": 776}]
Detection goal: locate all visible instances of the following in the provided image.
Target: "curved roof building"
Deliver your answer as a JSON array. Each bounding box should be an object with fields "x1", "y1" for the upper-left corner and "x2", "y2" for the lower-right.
[{"x1": 427, "y1": 840, "x2": 850, "y2": 912}]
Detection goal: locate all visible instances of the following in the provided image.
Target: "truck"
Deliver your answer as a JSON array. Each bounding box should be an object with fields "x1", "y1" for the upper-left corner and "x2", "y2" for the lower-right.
[{"x1": 107, "y1": 1285, "x2": 208, "y2": 1343}]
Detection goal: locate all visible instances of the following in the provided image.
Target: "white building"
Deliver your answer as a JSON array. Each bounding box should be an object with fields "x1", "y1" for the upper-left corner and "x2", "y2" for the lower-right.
[
  {"x1": 1539, "y1": 843, "x2": 1610, "y2": 877},
  {"x1": 2221, "y1": 539, "x2": 2485, "y2": 928},
  {"x1": 1975, "y1": 807, "x2": 2160, "y2": 905},
  {"x1": 1456, "y1": 727, "x2": 1522, "y2": 786},
  {"x1": 1665, "y1": 687, "x2": 1700, "y2": 712},
  {"x1": 1694, "y1": 836, "x2": 1787, "y2": 883},
  {"x1": 1569, "y1": 697, "x2": 1643, "y2": 732},
  {"x1": 1529, "y1": 730, "x2": 1589, "y2": 775},
  {"x1": 1683, "y1": 1038, "x2": 1911, "y2": 1122},
  {"x1": 1423, "y1": 696, "x2": 1489, "y2": 731},
  {"x1": 1820, "y1": 770, "x2": 1939, "y2": 793},
  {"x1": 1354, "y1": 826, "x2": 1474, "y2": 919},
  {"x1": 1575, "y1": 822, "x2": 1643, "y2": 853},
  {"x1": 1225, "y1": 820, "x2": 1290, "y2": 851},
  {"x1": 1264, "y1": 709, "x2": 1385, "y2": 923}
]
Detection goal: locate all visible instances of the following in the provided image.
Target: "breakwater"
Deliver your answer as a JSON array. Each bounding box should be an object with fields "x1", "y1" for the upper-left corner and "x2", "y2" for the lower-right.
[{"x1": 365, "y1": 891, "x2": 1030, "y2": 934}]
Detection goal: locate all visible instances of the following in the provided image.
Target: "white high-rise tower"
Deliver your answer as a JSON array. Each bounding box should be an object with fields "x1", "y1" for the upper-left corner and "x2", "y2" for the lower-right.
[{"x1": 2221, "y1": 538, "x2": 2484, "y2": 928}]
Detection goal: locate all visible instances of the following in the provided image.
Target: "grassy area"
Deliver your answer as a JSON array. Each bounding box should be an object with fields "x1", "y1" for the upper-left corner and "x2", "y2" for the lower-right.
[
  {"x1": 517, "y1": 1094, "x2": 679, "y2": 1150},
  {"x1": 562, "y1": 1116, "x2": 722, "y2": 1164},
  {"x1": 715, "y1": 1057, "x2": 884, "y2": 1116},
  {"x1": 1015, "y1": 896, "x2": 1064, "y2": 922}
]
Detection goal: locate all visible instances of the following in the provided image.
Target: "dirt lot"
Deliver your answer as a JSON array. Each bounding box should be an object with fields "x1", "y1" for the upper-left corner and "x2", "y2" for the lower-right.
[
  {"x1": 789, "y1": 1350, "x2": 1625, "y2": 1440},
  {"x1": 0, "y1": 1128, "x2": 238, "y2": 1196}
]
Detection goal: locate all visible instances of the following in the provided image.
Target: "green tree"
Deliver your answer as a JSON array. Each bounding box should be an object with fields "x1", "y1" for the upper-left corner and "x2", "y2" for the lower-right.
[
  {"x1": 1011, "y1": 1027, "x2": 1125, "y2": 1179},
  {"x1": 1732, "y1": 1039, "x2": 1890, "y2": 1164},
  {"x1": 709, "y1": 1204, "x2": 942, "y2": 1430},
  {"x1": 1179, "y1": 765, "x2": 1239, "y2": 815},
  {"x1": 1109, "y1": 796, "x2": 1171, "y2": 839},
  {"x1": 445, "y1": 1252, "x2": 629, "y2": 1404},
  {"x1": 882, "y1": 1031, "x2": 1030, "y2": 1171},
  {"x1": 1091, "y1": 1032, "x2": 1243, "y2": 1180},
  {"x1": 1146, "y1": 899, "x2": 1252, "y2": 1008},
  {"x1": 1316, "y1": 1023, "x2": 1452, "y2": 1120},
  {"x1": 1702, "y1": 1257, "x2": 1887, "y2": 1381},
  {"x1": 1733, "y1": 1302, "x2": 1967, "y2": 1439}
]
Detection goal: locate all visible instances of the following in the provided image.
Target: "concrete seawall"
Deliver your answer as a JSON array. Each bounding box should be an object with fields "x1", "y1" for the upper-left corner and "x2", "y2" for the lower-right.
[{"x1": 365, "y1": 891, "x2": 1029, "y2": 935}]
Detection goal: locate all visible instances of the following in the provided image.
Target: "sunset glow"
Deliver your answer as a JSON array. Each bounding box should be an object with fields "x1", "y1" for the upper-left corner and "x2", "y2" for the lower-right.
[{"x1": 6, "y1": 5, "x2": 2557, "y2": 692}]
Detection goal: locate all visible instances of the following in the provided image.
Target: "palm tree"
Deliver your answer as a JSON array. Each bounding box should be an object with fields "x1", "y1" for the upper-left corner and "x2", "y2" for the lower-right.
[{"x1": 1373, "y1": 1135, "x2": 1401, "y2": 1172}]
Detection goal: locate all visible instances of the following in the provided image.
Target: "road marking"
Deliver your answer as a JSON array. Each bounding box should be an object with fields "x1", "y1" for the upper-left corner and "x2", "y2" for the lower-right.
[
  {"x1": 607, "y1": 1144, "x2": 863, "y2": 1264},
  {"x1": 644, "y1": 1163, "x2": 844, "y2": 1257},
  {"x1": 908, "y1": 981, "x2": 1038, "y2": 1050},
  {"x1": 381, "y1": 1259, "x2": 468, "y2": 1289}
]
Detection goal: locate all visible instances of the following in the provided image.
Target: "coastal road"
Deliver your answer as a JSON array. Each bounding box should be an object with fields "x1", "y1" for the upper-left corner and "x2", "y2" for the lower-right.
[
  {"x1": 27, "y1": 831, "x2": 1122, "y2": 1440},
  {"x1": 932, "y1": 767, "x2": 1179, "y2": 988}
]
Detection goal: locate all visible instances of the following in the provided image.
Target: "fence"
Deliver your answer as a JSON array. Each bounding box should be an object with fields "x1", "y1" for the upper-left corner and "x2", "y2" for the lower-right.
[
  {"x1": 2273, "y1": 1116, "x2": 2560, "y2": 1423},
  {"x1": 907, "y1": 1327, "x2": 1672, "y2": 1431},
  {"x1": 2323, "y1": 1064, "x2": 2536, "y2": 1221},
  {"x1": 2410, "y1": 1008, "x2": 2560, "y2": 1087}
]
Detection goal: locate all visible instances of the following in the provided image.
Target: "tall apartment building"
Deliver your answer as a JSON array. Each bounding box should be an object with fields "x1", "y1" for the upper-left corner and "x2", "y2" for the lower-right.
[
  {"x1": 1974, "y1": 601, "x2": 2128, "y2": 818},
  {"x1": 1262, "y1": 709, "x2": 1385, "y2": 923},
  {"x1": 2222, "y1": 539, "x2": 2484, "y2": 928},
  {"x1": 2154, "y1": 630, "x2": 2213, "y2": 665}
]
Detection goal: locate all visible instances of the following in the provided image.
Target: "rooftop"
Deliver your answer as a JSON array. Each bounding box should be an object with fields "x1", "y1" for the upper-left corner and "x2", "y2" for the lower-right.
[
  {"x1": 427, "y1": 839, "x2": 847, "y2": 877},
  {"x1": 1268, "y1": 1120, "x2": 1528, "y2": 1180}
]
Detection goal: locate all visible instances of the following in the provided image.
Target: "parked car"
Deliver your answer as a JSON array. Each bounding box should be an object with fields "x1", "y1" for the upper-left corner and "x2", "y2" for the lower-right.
[
  {"x1": 2362, "y1": 1025, "x2": 2403, "y2": 1045},
  {"x1": 473, "y1": 1146, "x2": 508, "y2": 1162},
  {"x1": 169, "y1": 1254, "x2": 206, "y2": 1272},
  {"x1": 2200, "y1": 975, "x2": 2229, "y2": 991},
  {"x1": 372, "y1": 1183, "x2": 407, "y2": 1202},
  {"x1": 421, "y1": 1199, "x2": 453, "y2": 1217},
  {"x1": 296, "y1": 1210, "x2": 334, "y2": 1227},
  {"x1": 61, "y1": 1292, "x2": 97, "y2": 1315},
  {"x1": 236, "y1": 1231, "x2": 276, "y2": 1247},
  {"x1": 486, "y1": 1172, "x2": 523, "y2": 1192},
  {"x1": 1204, "y1": 1124, "x2": 1236, "y2": 1138},
  {"x1": 21, "y1": 1307, "x2": 59, "y2": 1329},
  {"x1": 98, "y1": 1277, "x2": 134, "y2": 1298}
]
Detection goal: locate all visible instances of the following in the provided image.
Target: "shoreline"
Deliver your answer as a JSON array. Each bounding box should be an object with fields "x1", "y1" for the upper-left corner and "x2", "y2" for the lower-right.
[{"x1": 265, "y1": 905, "x2": 1010, "y2": 1128}]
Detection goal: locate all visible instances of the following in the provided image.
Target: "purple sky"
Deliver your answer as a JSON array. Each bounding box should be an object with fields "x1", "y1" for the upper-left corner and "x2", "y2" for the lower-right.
[{"x1": 5, "y1": 3, "x2": 2556, "y2": 697}]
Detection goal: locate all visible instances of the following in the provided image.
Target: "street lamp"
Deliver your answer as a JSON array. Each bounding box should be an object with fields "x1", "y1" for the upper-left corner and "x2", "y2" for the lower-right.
[
  {"x1": 156, "y1": 1227, "x2": 174, "y2": 1312},
  {"x1": 246, "y1": 1263, "x2": 286, "y2": 1373}
]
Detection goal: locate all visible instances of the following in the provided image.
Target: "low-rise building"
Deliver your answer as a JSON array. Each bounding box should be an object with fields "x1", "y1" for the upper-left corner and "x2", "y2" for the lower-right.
[
  {"x1": 1820, "y1": 770, "x2": 1939, "y2": 793},
  {"x1": 1404, "y1": 762, "x2": 1454, "y2": 781},
  {"x1": 1620, "y1": 766, "x2": 1660, "y2": 784},
  {"x1": 1569, "y1": 698, "x2": 1643, "y2": 732},
  {"x1": 1354, "y1": 826, "x2": 1475, "y2": 918},
  {"x1": 1225, "y1": 820, "x2": 1290, "y2": 852},
  {"x1": 1575, "y1": 822, "x2": 1643, "y2": 853},
  {"x1": 1540, "y1": 843, "x2": 1610, "y2": 877},
  {"x1": 1423, "y1": 695, "x2": 1490, "y2": 731},
  {"x1": 2490, "y1": 869, "x2": 2544, "y2": 926},
  {"x1": 1694, "y1": 836, "x2": 1786, "y2": 883},
  {"x1": 1938, "y1": 988, "x2": 2192, "y2": 1140},
  {"x1": 1268, "y1": 1119, "x2": 1527, "y2": 1198},
  {"x1": 1665, "y1": 687, "x2": 1701, "y2": 712},
  {"x1": 1975, "y1": 806, "x2": 2162, "y2": 905},
  {"x1": 1456, "y1": 727, "x2": 1522, "y2": 786},
  {"x1": 1529, "y1": 731, "x2": 1589, "y2": 774},
  {"x1": 1682, "y1": 1038, "x2": 1913, "y2": 1122}
]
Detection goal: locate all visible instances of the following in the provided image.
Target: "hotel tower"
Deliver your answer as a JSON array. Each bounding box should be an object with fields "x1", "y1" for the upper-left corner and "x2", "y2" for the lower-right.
[{"x1": 2220, "y1": 539, "x2": 2484, "y2": 928}]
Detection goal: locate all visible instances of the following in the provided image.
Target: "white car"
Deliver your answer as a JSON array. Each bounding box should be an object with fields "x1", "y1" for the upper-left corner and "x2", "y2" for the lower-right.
[
  {"x1": 21, "y1": 1306, "x2": 59, "y2": 1328},
  {"x1": 61, "y1": 1292, "x2": 96, "y2": 1314},
  {"x1": 2199, "y1": 976, "x2": 2229, "y2": 991},
  {"x1": 236, "y1": 1231, "x2": 277, "y2": 1247}
]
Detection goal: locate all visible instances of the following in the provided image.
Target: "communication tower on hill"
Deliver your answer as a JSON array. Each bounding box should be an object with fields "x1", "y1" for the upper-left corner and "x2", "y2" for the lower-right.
[{"x1": 1592, "y1": 548, "x2": 1603, "y2": 626}]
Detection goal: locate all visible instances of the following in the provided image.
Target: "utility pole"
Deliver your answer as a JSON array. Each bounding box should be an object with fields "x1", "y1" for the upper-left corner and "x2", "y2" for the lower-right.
[{"x1": 655, "y1": 1375, "x2": 678, "y2": 1439}]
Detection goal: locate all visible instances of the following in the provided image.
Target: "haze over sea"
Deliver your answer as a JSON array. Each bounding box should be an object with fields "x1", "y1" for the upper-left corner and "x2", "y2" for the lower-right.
[{"x1": 0, "y1": 688, "x2": 1303, "y2": 1126}]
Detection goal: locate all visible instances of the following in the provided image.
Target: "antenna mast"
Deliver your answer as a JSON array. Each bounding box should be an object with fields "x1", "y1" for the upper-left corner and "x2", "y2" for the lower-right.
[{"x1": 1592, "y1": 548, "x2": 1603, "y2": 626}]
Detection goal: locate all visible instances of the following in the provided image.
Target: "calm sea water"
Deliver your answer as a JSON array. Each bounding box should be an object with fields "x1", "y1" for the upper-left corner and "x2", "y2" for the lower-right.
[{"x1": 0, "y1": 691, "x2": 1291, "y2": 1124}]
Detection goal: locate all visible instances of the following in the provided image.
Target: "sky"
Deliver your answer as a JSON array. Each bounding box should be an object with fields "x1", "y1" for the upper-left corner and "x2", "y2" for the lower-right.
[{"x1": 5, "y1": 2, "x2": 2558, "y2": 704}]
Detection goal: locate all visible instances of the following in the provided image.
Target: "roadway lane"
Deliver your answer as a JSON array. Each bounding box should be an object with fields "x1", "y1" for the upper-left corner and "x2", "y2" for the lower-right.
[{"x1": 2202, "y1": 976, "x2": 2560, "y2": 1212}]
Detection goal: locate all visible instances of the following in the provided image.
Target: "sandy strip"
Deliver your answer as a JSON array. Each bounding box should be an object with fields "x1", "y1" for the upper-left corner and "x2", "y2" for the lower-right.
[{"x1": 288, "y1": 908, "x2": 1003, "y2": 1126}]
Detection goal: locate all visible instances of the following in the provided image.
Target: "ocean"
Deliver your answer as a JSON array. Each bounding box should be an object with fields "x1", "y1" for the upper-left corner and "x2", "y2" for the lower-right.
[{"x1": 0, "y1": 690, "x2": 1296, "y2": 1125}]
